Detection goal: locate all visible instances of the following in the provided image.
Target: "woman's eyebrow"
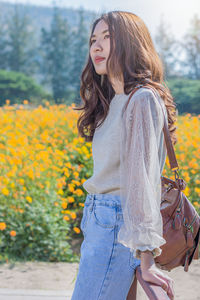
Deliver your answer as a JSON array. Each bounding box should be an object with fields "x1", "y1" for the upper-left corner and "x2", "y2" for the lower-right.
[{"x1": 91, "y1": 29, "x2": 109, "y2": 38}]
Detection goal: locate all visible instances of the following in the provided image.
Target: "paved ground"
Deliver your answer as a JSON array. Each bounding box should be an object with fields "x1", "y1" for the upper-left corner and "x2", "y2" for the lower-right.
[
  {"x1": 0, "y1": 260, "x2": 199, "y2": 299},
  {"x1": 0, "y1": 288, "x2": 72, "y2": 300}
]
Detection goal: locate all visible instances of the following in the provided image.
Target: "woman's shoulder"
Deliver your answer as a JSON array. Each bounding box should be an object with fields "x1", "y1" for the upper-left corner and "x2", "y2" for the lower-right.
[
  {"x1": 126, "y1": 86, "x2": 167, "y2": 123},
  {"x1": 129, "y1": 86, "x2": 160, "y2": 104}
]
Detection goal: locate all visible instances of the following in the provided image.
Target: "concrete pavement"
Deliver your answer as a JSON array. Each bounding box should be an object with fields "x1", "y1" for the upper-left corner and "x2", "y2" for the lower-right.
[{"x1": 0, "y1": 288, "x2": 73, "y2": 300}]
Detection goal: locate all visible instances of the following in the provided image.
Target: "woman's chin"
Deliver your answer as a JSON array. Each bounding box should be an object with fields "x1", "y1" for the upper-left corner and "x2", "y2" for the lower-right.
[{"x1": 95, "y1": 69, "x2": 107, "y2": 75}]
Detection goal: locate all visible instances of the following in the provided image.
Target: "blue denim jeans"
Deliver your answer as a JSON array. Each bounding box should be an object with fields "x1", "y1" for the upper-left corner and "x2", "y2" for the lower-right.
[{"x1": 71, "y1": 193, "x2": 141, "y2": 300}]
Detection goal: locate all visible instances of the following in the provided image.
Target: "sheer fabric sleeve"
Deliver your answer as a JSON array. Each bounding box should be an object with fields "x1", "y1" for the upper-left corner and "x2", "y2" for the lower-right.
[{"x1": 118, "y1": 89, "x2": 167, "y2": 259}]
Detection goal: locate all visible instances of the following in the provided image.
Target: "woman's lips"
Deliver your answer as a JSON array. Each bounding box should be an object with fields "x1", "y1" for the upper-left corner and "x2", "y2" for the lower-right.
[{"x1": 95, "y1": 57, "x2": 105, "y2": 63}]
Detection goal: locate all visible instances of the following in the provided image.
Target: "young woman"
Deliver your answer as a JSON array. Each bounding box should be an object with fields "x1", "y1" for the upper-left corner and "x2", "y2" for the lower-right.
[{"x1": 71, "y1": 11, "x2": 176, "y2": 300}]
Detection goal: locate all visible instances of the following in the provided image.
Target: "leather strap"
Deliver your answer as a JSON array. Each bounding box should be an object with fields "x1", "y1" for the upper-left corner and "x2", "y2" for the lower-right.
[{"x1": 126, "y1": 84, "x2": 179, "y2": 171}]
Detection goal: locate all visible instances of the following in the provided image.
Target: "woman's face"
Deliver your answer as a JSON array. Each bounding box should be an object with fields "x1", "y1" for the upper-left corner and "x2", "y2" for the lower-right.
[{"x1": 89, "y1": 19, "x2": 111, "y2": 75}]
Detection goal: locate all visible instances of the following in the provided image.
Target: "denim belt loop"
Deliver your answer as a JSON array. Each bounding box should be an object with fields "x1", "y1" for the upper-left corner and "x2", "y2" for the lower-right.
[{"x1": 89, "y1": 194, "x2": 95, "y2": 212}]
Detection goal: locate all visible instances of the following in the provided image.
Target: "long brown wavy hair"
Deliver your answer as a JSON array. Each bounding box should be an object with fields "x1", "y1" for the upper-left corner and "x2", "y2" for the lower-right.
[{"x1": 73, "y1": 11, "x2": 177, "y2": 145}]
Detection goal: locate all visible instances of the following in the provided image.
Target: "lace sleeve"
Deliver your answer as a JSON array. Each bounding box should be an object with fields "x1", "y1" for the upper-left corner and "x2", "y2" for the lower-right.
[{"x1": 118, "y1": 88, "x2": 167, "y2": 259}]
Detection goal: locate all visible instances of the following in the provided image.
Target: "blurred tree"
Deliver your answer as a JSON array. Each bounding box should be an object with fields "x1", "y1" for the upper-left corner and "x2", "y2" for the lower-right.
[
  {"x1": 167, "y1": 78, "x2": 200, "y2": 114},
  {"x1": 70, "y1": 8, "x2": 89, "y2": 104},
  {"x1": 181, "y1": 14, "x2": 200, "y2": 79},
  {"x1": 6, "y1": 4, "x2": 38, "y2": 75},
  {"x1": 0, "y1": 12, "x2": 8, "y2": 70},
  {"x1": 0, "y1": 69, "x2": 51, "y2": 106},
  {"x1": 154, "y1": 14, "x2": 179, "y2": 79},
  {"x1": 40, "y1": 4, "x2": 72, "y2": 104}
]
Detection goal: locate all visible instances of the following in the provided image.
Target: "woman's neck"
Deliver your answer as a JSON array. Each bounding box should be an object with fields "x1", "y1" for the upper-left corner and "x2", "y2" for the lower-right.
[{"x1": 109, "y1": 75, "x2": 124, "y2": 95}]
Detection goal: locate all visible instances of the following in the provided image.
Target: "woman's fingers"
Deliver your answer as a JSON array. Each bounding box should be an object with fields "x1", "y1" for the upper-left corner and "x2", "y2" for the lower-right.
[
  {"x1": 156, "y1": 273, "x2": 175, "y2": 300},
  {"x1": 150, "y1": 266, "x2": 175, "y2": 299},
  {"x1": 153, "y1": 273, "x2": 168, "y2": 290},
  {"x1": 142, "y1": 271, "x2": 168, "y2": 290},
  {"x1": 141, "y1": 268, "x2": 175, "y2": 300},
  {"x1": 149, "y1": 273, "x2": 174, "y2": 300}
]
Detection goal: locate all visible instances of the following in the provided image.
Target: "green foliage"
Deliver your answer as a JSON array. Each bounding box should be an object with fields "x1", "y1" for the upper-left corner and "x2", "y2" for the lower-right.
[
  {"x1": 0, "y1": 190, "x2": 77, "y2": 263},
  {"x1": 0, "y1": 69, "x2": 51, "y2": 105},
  {"x1": 181, "y1": 14, "x2": 200, "y2": 79},
  {"x1": 166, "y1": 78, "x2": 200, "y2": 114},
  {"x1": 40, "y1": 5, "x2": 72, "y2": 104},
  {"x1": 0, "y1": 15, "x2": 8, "y2": 69},
  {"x1": 70, "y1": 8, "x2": 89, "y2": 104},
  {"x1": 6, "y1": 4, "x2": 38, "y2": 75}
]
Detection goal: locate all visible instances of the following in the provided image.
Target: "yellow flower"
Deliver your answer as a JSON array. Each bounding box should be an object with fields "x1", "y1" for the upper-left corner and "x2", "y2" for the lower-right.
[
  {"x1": 58, "y1": 190, "x2": 64, "y2": 195},
  {"x1": 10, "y1": 182, "x2": 15, "y2": 188},
  {"x1": 26, "y1": 196, "x2": 32, "y2": 203},
  {"x1": 74, "y1": 189, "x2": 84, "y2": 196},
  {"x1": 23, "y1": 100, "x2": 29, "y2": 105},
  {"x1": 0, "y1": 222, "x2": 6, "y2": 230},
  {"x1": 63, "y1": 215, "x2": 70, "y2": 221},
  {"x1": 1, "y1": 187, "x2": 9, "y2": 196},
  {"x1": 191, "y1": 169, "x2": 197, "y2": 174},
  {"x1": 194, "y1": 187, "x2": 200, "y2": 196},
  {"x1": 184, "y1": 186, "x2": 190, "y2": 197},
  {"x1": 68, "y1": 184, "x2": 75, "y2": 192},
  {"x1": 54, "y1": 201, "x2": 59, "y2": 206},
  {"x1": 27, "y1": 169, "x2": 34, "y2": 180},
  {"x1": 68, "y1": 196, "x2": 75, "y2": 203},
  {"x1": 6, "y1": 99, "x2": 10, "y2": 105},
  {"x1": 73, "y1": 171, "x2": 79, "y2": 179}
]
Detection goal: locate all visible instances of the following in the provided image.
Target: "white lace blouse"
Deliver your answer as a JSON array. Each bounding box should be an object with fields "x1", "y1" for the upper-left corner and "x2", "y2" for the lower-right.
[
  {"x1": 118, "y1": 87, "x2": 168, "y2": 258},
  {"x1": 83, "y1": 87, "x2": 168, "y2": 259}
]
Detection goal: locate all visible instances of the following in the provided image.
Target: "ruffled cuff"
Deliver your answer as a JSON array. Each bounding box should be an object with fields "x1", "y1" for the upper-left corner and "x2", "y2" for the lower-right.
[{"x1": 132, "y1": 247, "x2": 162, "y2": 259}]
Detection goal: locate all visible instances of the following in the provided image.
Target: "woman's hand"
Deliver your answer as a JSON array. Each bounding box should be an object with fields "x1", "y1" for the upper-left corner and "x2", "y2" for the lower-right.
[{"x1": 140, "y1": 251, "x2": 175, "y2": 300}]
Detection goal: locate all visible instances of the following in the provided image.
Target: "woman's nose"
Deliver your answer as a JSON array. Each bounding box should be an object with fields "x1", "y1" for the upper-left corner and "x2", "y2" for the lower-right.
[{"x1": 93, "y1": 41, "x2": 103, "y2": 52}]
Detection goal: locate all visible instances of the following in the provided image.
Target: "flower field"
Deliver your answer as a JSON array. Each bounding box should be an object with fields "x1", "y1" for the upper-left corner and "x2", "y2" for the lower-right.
[{"x1": 0, "y1": 100, "x2": 199, "y2": 263}]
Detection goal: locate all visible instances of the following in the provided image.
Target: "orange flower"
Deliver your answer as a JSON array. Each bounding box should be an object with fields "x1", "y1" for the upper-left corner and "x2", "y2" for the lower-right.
[
  {"x1": 0, "y1": 222, "x2": 6, "y2": 230},
  {"x1": 10, "y1": 230, "x2": 16, "y2": 237},
  {"x1": 71, "y1": 212, "x2": 76, "y2": 219},
  {"x1": 61, "y1": 202, "x2": 67, "y2": 209},
  {"x1": 73, "y1": 227, "x2": 80, "y2": 234}
]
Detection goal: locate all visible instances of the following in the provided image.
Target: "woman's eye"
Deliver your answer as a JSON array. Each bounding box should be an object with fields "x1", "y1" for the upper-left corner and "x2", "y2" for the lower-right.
[{"x1": 90, "y1": 34, "x2": 110, "y2": 45}]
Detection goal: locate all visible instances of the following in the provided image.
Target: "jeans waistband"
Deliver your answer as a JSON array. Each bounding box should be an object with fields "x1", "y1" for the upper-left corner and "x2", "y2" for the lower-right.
[{"x1": 85, "y1": 193, "x2": 122, "y2": 212}]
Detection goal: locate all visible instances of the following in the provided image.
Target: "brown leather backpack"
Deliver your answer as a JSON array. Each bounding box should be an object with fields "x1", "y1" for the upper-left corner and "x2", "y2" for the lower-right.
[{"x1": 126, "y1": 84, "x2": 200, "y2": 273}]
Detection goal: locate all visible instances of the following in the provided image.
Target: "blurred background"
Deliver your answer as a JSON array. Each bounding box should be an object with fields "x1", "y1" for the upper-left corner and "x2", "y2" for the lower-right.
[
  {"x1": 0, "y1": 1, "x2": 199, "y2": 299},
  {"x1": 0, "y1": 0, "x2": 199, "y2": 112}
]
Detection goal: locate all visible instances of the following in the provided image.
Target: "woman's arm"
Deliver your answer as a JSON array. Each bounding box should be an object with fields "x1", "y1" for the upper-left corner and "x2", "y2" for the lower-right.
[
  {"x1": 118, "y1": 88, "x2": 166, "y2": 257},
  {"x1": 118, "y1": 88, "x2": 175, "y2": 299}
]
